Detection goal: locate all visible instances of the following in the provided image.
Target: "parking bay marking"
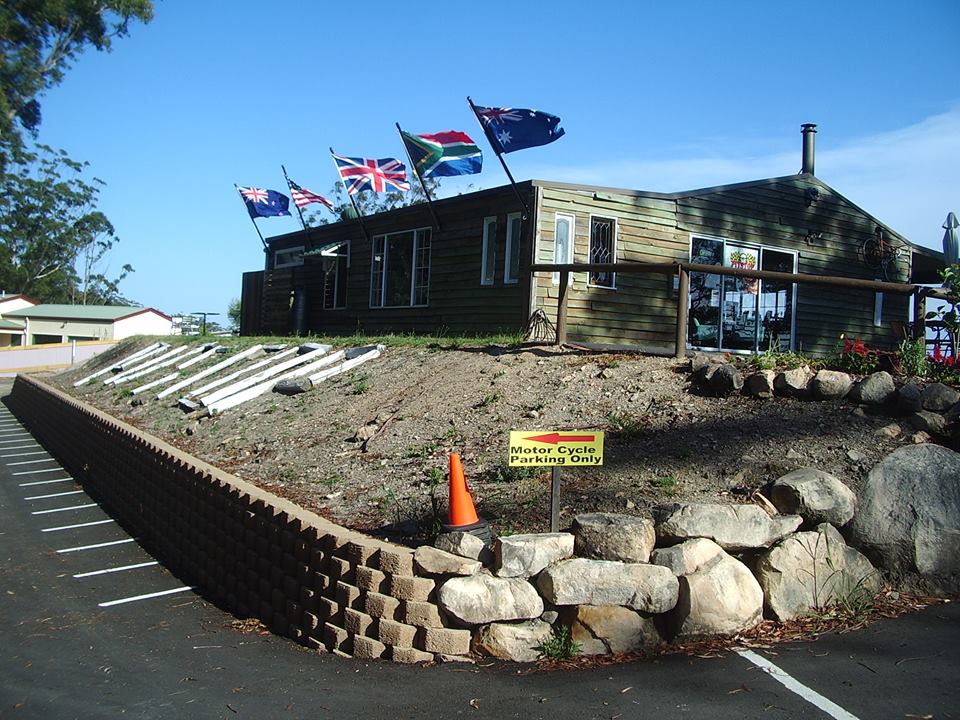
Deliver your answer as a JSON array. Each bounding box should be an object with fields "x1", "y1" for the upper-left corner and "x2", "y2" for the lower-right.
[
  {"x1": 24, "y1": 489, "x2": 85, "y2": 500},
  {"x1": 32, "y1": 503, "x2": 98, "y2": 515},
  {"x1": 19, "y1": 477, "x2": 74, "y2": 487},
  {"x1": 99, "y1": 586, "x2": 194, "y2": 608},
  {"x1": 74, "y1": 560, "x2": 158, "y2": 578},
  {"x1": 43, "y1": 518, "x2": 116, "y2": 533},
  {"x1": 57, "y1": 538, "x2": 136, "y2": 554}
]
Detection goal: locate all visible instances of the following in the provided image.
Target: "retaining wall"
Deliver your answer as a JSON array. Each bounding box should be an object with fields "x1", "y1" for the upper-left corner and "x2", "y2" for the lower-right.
[{"x1": 8, "y1": 375, "x2": 469, "y2": 662}]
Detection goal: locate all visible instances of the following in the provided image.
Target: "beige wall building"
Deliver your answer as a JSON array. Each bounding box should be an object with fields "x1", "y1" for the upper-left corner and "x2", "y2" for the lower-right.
[{"x1": 2, "y1": 305, "x2": 172, "y2": 345}]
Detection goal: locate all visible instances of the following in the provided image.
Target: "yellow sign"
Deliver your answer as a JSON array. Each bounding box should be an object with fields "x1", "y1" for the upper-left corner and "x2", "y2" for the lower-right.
[{"x1": 508, "y1": 430, "x2": 605, "y2": 467}]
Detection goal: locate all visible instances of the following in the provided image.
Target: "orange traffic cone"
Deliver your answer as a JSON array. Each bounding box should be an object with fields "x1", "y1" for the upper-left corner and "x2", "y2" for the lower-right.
[{"x1": 444, "y1": 453, "x2": 491, "y2": 544}]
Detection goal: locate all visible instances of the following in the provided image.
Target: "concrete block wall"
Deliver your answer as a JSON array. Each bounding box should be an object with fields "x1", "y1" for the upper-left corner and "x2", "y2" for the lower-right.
[{"x1": 8, "y1": 375, "x2": 469, "y2": 662}]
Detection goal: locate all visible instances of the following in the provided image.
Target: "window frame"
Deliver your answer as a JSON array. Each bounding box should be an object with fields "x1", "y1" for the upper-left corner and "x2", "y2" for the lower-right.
[
  {"x1": 321, "y1": 241, "x2": 350, "y2": 310},
  {"x1": 504, "y1": 212, "x2": 522, "y2": 284},
  {"x1": 481, "y1": 216, "x2": 497, "y2": 286},
  {"x1": 588, "y1": 215, "x2": 617, "y2": 289},
  {"x1": 274, "y1": 245, "x2": 304, "y2": 269},
  {"x1": 552, "y1": 212, "x2": 575, "y2": 286},
  {"x1": 369, "y1": 227, "x2": 432, "y2": 309}
]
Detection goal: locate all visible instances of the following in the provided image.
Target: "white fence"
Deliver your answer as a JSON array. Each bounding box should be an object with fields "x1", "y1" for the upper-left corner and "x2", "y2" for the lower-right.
[{"x1": 0, "y1": 340, "x2": 119, "y2": 377}]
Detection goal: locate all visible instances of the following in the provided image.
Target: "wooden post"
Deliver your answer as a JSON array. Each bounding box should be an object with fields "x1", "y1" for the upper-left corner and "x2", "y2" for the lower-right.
[
  {"x1": 675, "y1": 265, "x2": 689, "y2": 359},
  {"x1": 913, "y1": 289, "x2": 927, "y2": 341},
  {"x1": 556, "y1": 270, "x2": 569, "y2": 346},
  {"x1": 550, "y1": 466, "x2": 561, "y2": 533}
]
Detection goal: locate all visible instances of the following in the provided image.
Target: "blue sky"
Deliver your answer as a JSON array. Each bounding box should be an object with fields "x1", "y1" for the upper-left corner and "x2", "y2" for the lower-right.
[{"x1": 33, "y1": 0, "x2": 960, "y2": 321}]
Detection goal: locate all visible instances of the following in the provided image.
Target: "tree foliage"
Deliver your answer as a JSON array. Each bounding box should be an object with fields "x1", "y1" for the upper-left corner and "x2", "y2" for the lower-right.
[
  {"x1": 1, "y1": 0, "x2": 153, "y2": 165},
  {"x1": 306, "y1": 177, "x2": 442, "y2": 226},
  {"x1": 0, "y1": 143, "x2": 132, "y2": 303}
]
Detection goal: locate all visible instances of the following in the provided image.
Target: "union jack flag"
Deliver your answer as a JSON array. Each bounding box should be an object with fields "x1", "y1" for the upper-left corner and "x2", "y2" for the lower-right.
[
  {"x1": 332, "y1": 154, "x2": 410, "y2": 195},
  {"x1": 286, "y1": 179, "x2": 334, "y2": 211}
]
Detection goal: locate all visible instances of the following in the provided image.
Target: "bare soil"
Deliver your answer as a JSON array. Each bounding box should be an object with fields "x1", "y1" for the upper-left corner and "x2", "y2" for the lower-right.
[{"x1": 53, "y1": 342, "x2": 919, "y2": 545}]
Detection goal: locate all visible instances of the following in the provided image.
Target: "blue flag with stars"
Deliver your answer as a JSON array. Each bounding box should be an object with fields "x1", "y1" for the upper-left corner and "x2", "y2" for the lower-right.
[
  {"x1": 237, "y1": 186, "x2": 291, "y2": 219},
  {"x1": 473, "y1": 105, "x2": 565, "y2": 154}
]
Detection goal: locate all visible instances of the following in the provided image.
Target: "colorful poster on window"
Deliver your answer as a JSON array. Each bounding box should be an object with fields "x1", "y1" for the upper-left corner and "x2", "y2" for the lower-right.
[{"x1": 726, "y1": 246, "x2": 759, "y2": 294}]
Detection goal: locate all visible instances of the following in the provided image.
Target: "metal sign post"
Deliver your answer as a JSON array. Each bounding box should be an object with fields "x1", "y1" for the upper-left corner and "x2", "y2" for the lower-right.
[{"x1": 508, "y1": 430, "x2": 605, "y2": 532}]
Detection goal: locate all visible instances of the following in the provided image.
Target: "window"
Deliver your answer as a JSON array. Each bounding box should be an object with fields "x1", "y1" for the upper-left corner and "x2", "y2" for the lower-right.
[
  {"x1": 589, "y1": 216, "x2": 616, "y2": 288},
  {"x1": 274, "y1": 246, "x2": 304, "y2": 269},
  {"x1": 874, "y1": 283, "x2": 884, "y2": 327},
  {"x1": 553, "y1": 213, "x2": 574, "y2": 285},
  {"x1": 322, "y1": 242, "x2": 349, "y2": 310},
  {"x1": 481, "y1": 216, "x2": 497, "y2": 285},
  {"x1": 504, "y1": 213, "x2": 522, "y2": 284},
  {"x1": 370, "y1": 228, "x2": 431, "y2": 308}
]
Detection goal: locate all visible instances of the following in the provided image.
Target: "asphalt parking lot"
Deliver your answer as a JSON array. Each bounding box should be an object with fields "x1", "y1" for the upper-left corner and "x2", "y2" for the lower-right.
[{"x1": 1, "y1": 388, "x2": 958, "y2": 719}]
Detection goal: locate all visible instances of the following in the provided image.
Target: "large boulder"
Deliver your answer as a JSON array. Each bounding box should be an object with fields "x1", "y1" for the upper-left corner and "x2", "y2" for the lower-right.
[
  {"x1": 921, "y1": 382, "x2": 960, "y2": 413},
  {"x1": 494, "y1": 533, "x2": 574, "y2": 578},
  {"x1": 744, "y1": 370, "x2": 776, "y2": 399},
  {"x1": 655, "y1": 502, "x2": 802, "y2": 551},
  {"x1": 810, "y1": 369, "x2": 854, "y2": 400},
  {"x1": 473, "y1": 620, "x2": 552, "y2": 662},
  {"x1": 774, "y1": 366, "x2": 815, "y2": 398},
  {"x1": 850, "y1": 371, "x2": 896, "y2": 406},
  {"x1": 650, "y1": 537, "x2": 724, "y2": 576},
  {"x1": 770, "y1": 468, "x2": 857, "y2": 527},
  {"x1": 665, "y1": 541, "x2": 764, "y2": 639},
  {"x1": 755, "y1": 524, "x2": 882, "y2": 621},
  {"x1": 571, "y1": 513, "x2": 656, "y2": 563},
  {"x1": 536, "y1": 559, "x2": 679, "y2": 614},
  {"x1": 438, "y1": 572, "x2": 543, "y2": 626},
  {"x1": 565, "y1": 605, "x2": 661, "y2": 655},
  {"x1": 849, "y1": 444, "x2": 960, "y2": 594},
  {"x1": 708, "y1": 364, "x2": 744, "y2": 397},
  {"x1": 897, "y1": 382, "x2": 923, "y2": 414},
  {"x1": 414, "y1": 546, "x2": 482, "y2": 576}
]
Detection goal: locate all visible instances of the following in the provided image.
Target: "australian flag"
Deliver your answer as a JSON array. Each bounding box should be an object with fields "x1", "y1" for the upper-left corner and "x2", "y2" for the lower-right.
[
  {"x1": 237, "y1": 186, "x2": 291, "y2": 219},
  {"x1": 474, "y1": 105, "x2": 565, "y2": 154}
]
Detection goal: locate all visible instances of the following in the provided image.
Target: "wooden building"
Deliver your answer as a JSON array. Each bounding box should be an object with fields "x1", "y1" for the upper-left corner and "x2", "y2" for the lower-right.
[{"x1": 243, "y1": 127, "x2": 946, "y2": 356}]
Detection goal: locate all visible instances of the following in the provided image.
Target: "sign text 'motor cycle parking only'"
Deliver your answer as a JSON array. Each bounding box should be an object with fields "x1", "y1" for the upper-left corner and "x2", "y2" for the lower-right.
[{"x1": 508, "y1": 431, "x2": 605, "y2": 467}]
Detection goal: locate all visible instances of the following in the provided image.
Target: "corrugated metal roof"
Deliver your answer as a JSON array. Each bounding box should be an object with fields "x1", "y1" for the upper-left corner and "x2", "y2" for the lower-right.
[
  {"x1": 3, "y1": 304, "x2": 150, "y2": 321},
  {"x1": 0, "y1": 319, "x2": 25, "y2": 330}
]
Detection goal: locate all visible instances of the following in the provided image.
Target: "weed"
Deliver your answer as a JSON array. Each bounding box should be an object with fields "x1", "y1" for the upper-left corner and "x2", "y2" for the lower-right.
[
  {"x1": 898, "y1": 337, "x2": 928, "y2": 378},
  {"x1": 404, "y1": 441, "x2": 438, "y2": 461},
  {"x1": 651, "y1": 475, "x2": 678, "y2": 494},
  {"x1": 350, "y1": 372, "x2": 370, "y2": 394},
  {"x1": 607, "y1": 411, "x2": 647, "y2": 438},
  {"x1": 474, "y1": 391, "x2": 502, "y2": 409},
  {"x1": 373, "y1": 489, "x2": 397, "y2": 514},
  {"x1": 489, "y1": 462, "x2": 540, "y2": 484},
  {"x1": 539, "y1": 625, "x2": 581, "y2": 661},
  {"x1": 318, "y1": 470, "x2": 344, "y2": 491}
]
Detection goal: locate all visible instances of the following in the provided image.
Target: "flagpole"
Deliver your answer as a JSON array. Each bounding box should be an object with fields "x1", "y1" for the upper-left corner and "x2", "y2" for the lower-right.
[
  {"x1": 395, "y1": 123, "x2": 442, "y2": 231},
  {"x1": 234, "y1": 184, "x2": 268, "y2": 250},
  {"x1": 281, "y1": 165, "x2": 308, "y2": 230},
  {"x1": 329, "y1": 148, "x2": 371, "y2": 245},
  {"x1": 467, "y1": 96, "x2": 530, "y2": 220}
]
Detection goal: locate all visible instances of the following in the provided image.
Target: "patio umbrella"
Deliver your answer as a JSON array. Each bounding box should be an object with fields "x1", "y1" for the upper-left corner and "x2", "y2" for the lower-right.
[{"x1": 943, "y1": 211, "x2": 959, "y2": 266}]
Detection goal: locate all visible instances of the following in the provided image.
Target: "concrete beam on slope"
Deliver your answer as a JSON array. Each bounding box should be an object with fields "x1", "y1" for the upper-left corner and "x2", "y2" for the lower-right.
[
  {"x1": 177, "y1": 344, "x2": 221, "y2": 370},
  {"x1": 132, "y1": 372, "x2": 180, "y2": 395},
  {"x1": 187, "y1": 346, "x2": 298, "y2": 398},
  {"x1": 73, "y1": 342, "x2": 164, "y2": 386},
  {"x1": 107, "y1": 344, "x2": 208, "y2": 386},
  {"x1": 198, "y1": 345, "x2": 332, "y2": 408},
  {"x1": 206, "y1": 350, "x2": 346, "y2": 414},
  {"x1": 156, "y1": 344, "x2": 264, "y2": 400},
  {"x1": 104, "y1": 345, "x2": 190, "y2": 385},
  {"x1": 309, "y1": 346, "x2": 384, "y2": 385}
]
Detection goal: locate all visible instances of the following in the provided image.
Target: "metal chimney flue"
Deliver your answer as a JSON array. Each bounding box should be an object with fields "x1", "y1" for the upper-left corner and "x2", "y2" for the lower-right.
[{"x1": 801, "y1": 123, "x2": 817, "y2": 175}]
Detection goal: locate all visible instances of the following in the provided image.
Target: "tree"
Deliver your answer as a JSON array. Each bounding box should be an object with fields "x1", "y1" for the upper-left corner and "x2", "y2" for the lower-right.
[
  {"x1": 305, "y1": 177, "x2": 442, "y2": 226},
  {"x1": 0, "y1": 143, "x2": 132, "y2": 302},
  {"x1": 227, "y1": 297, "x2": 241, "y2": 332},
  {"x1": 1, "y1": 0, "x2": 154, "y2": 166}
]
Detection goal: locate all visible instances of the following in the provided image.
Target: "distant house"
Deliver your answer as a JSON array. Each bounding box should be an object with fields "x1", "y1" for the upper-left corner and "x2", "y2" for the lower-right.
[
  {"x1": 0, "y1": 294, "x2": 37, "y2": 347},
  {"x1": 2, "y1": 304, "x2": 172, "y2": 345},
  {"x1": 241, "y1": 125, "x2": 946, "y2": 356}
]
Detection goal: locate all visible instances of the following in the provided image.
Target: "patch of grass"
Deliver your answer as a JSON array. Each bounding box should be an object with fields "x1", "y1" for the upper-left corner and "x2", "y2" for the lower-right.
[
  {"x1": 318, "y1": 470, "x2": 344, "y2": 491},
  {"x1": 539, "y1": 625, "x2": 581, "y2": 661},
  {"x1": 350, "y1": 372, "x2": 370, "y2": 395},
  {"x1": 489, "y1": 462, "x2": 540, "y2": 484},
  {"x1": 607, "y1": 411, "x2": 647, "y2": 438},
  {"x1": 404, "y1": 441, "x2": 439, "y2": 461},
  {"x1": 474, "y1": 391, "x2": 502, "y2": 409},
  {"x1": 651, "y1": 475, "x2": 678, "y2": 494}
]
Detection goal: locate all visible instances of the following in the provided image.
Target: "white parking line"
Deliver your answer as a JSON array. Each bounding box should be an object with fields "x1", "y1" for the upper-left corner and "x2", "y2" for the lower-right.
[
  {"x1": 31, "y1": 503, "x2": 98, "y2": 515},
  {"x1": 57, "y1": 538, "x2": 135, "y2": 554},
  {"x1": 19, "y1": 477, "x2": 73, "y2": 486},
  {"x1": 0, "y1": 444, "x2": 41, "y2": 452},
  {"x1": 3, "y1": 450, "x2": 47, "y2": 458},
  {"x1": 736, "y1": 649, "x2": 861, "y2": 720},
  {"x1": 74, "y1": 560, "x2": 157, "y2": 578},
  {"x1": 0, "y1": 439, "x2": 33, "y2": 445},
  {"x1": 14, "y1": 468, "x2": 66, "y2": 476},
  {"x1": 24, "y1": 489, "x2": 84, "y2": 500},
  {"x1": 98, "y1": 586, "x2": 193, "y2": 608},
  {"x1": 6, "y1": 458, "x2": 57, "y2": 466},
  {"x1": 43, "y1": 519, "x2": 115, "y2": 532}
]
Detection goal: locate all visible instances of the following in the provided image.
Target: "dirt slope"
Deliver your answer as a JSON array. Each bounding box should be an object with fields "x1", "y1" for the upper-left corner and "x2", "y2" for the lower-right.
[{"x1": 54, "y1": 342, "x2": 913, "y2": 544}]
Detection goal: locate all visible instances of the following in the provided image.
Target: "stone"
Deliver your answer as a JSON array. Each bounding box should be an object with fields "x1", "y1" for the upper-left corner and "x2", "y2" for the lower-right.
[
  {"x1": 810, "y1": 370, "x2": 853, "y2": 400},
  {"x1": 850, "y1": 444, "x2": 960, "y2": 594},
  {"x1": 414, "y1": 546, "x2": 482, "y2": 576},
  {"x1": 667, "y1": 547, "x2": 763, "y2": 639},
  {"x1": 708, "y1": 364, "x2": 744, "y2": 397},
  {"x1": 273, "y1": 377, "x2": 313, "y2": 395},
  {"x1": 571, "y1": 513, "x2": 656, "y2": 563},
  {"x1": 690, "y1": 352, "x2": 726, "y2": 373},
  {"x1": 438, "y1": 573, "x2": 543, "y2": 626},
  {"x1": 908, "y1": 410, "x2": 948, "y2": 437},
  {"x1": 897, "y1": 382, "x2": 923, "y2": 414},
  {"x1": 473, "y1": 620, "x2": 553, "y2": 662},
  {"x1": 494, "y1": 533, "x2": 574, "y2": 578},
  {"x1": 874, "y1": 423, "x2": 902, "y2": 439},
  {"x1": 435, "y1": 531, "x2": 487, "y2": 561},
  {"x1": 655, "y1": 502, "x2": 802, "y2": 551},
  {"x1": 921, "y1": 382, "x2": 960, "y2": 412},
  {"x1": 352, "y1": 423, "x2": 378, "y2": 442},
  {"x1": 744, "y1": 370, "x2": 776, "y2": 398},
  {"x1": 567, "y1": 605, "x2": 660, "y2": 655},
  {"x1": 756, "y1": 524, "x2": 881, "y2": 621},
  {"x1": 536, "y1": 559, "x2": 679, "y2": 614},
  {"x1": 850, "y1": 371, "x2": 896, "y2": 406},
  {"x1": 774, "y1": 366, "x2": 814, "y2": 398},
  {"x1": 298, "y1": 343, "x2": 332, "y2": 354},
  {"x1": 650, "y1": 537, "x2": 724, "y2": 576},
  {"x1": 770, "y1": 468, "x2": 857, "y2": 527}
]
